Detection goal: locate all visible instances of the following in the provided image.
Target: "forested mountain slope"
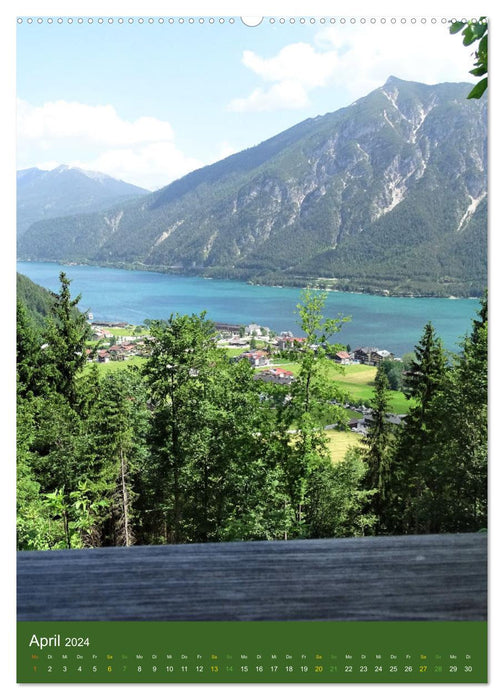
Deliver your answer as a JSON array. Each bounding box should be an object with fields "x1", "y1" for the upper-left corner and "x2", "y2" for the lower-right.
[
  {"x1": 17, "y1": 77, "x2": 487, "y2": 297},
  {"x1": 16, "y1": 272, "x2": 56, "y2": 328}
]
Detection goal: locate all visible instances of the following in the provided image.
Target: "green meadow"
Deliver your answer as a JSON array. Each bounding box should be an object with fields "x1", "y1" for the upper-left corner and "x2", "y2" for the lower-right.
[
  {"x1": 268, "y1": 360, "x2": 410, "y2": 414},
  {"x1": 326, "y1": 430, "x2": 364, "y2": 463},
  {"x1": 86, "y1": 355, "x2": 147, "y2": 376},
  {"x1": 86, "y1": 344, "x2": 410, "y2": 415}
]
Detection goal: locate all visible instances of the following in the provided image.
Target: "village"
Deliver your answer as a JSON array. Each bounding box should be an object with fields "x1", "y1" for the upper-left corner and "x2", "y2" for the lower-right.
[{"x1": 87, "y1": 318, "x2": 405, "y2": 435}]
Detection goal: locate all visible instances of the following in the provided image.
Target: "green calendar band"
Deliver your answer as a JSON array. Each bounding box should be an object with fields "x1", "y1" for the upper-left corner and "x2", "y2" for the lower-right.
[{"x1": 18, "y1": 621, "x2": 487, "y2": 683}]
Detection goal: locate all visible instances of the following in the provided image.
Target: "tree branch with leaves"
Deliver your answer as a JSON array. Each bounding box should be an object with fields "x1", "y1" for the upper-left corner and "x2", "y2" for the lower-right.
[{"x1": 450, "y1": 17, "x2": 488, "y2": 99}]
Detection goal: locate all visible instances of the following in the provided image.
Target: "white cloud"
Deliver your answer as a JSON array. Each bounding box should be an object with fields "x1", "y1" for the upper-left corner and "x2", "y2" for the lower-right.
[
  {"x1": 30, "y1": 160, "x2": 61, "y2": 172},
  {"x1": 71, "y1": 143, "x2": 203, "y2": 192},
  {"x1": 229, "y1": 21, "x2": 472, "y2": 113},
  {"x1": 314, "y1": 22, "x2": 471, "y2": 100},
  {"x1": 214, "y1": 141, "x2": 238, "y2": 161},
  {"x1": 241, "y1": 43, "x2": 340, "y2": 88},
  {"x1": 229, "y1": 42, "x2": 340, "y2": 112},
  {"x1": 17, "y1": 98, "x2": 175, "y2": 146},
  {"x1": 229, "y1": 80, "x2": 309, "y2": 112},
  {"x1": 17, "y1": 98, "x2": 203, "y2": 190}
]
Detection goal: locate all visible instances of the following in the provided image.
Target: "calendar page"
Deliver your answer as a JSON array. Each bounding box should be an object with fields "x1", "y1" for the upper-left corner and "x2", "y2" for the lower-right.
[{"x1": 15, "y1": 1, "x2": 488, "y2": 686}]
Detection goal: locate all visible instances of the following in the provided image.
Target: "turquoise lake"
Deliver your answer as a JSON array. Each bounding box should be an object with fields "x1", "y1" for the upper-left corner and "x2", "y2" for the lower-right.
[{"x1": 17, "y1": 262, "x2": 481, "y2": 356}]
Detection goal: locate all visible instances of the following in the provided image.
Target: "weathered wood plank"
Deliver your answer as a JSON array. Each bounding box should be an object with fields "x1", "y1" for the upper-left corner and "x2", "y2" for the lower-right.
[{"x1": 17, "y1": 533, "x2": 486, "y2": 622}]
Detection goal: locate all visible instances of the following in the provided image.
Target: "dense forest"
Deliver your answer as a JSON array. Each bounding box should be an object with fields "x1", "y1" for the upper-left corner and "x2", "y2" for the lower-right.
[
  {"x1": 16, "y1": 273, "x2": 487, "y2": 550},
  {"x1": 16, "y1": 273, "x2": 57, "y2": 329}
]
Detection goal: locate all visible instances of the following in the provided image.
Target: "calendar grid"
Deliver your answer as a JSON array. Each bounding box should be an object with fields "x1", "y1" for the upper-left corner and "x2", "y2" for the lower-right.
[{"x1": 18, "y1": 621, "x2": 487, "y2": 683}]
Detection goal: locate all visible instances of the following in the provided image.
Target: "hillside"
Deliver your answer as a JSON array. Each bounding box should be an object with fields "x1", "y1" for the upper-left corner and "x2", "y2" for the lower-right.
[
  {"x1": 17, "y1": 77, "x2": 487, "y2": 297},
  {"x1": 16, "y1": 165, "x2": 149, "y2": 236},
  {"x1": 16, "y1": 272, "x2": 56, "y2": 328}
]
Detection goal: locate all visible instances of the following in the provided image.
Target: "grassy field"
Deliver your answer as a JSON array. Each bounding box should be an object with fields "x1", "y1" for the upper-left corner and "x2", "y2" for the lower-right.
[
  {"x1": 336, "y1": 365, "x2": 410, "y2": 413},
  {"x1": 344, "y1": 372, "x2": 411, "y2": 413},
  {"x1": 290, "y1": 428, "x2": 363, "y2": 464},
  {"x1": 268, "y1": 360, "x2": 410, "y2": 414},
  {"x1": 84, "y1": 356, "x2": 147, "y2": 376},
  {"x1": 84, "y1": 350, "x2": 410, "y2": 414},
  {"x1": 224, "y1": 347, "x2": 249, "y2": 358},
  {"x1": 82, "y1": 353, "x2": 371, "y2": 465},
  {"x1": 332, "y1": 364, "x2": 376, "y2": 383},
  {"x1": 326, "y1": 430, "x2": 364, "y2": 463},
  {"x1": 92, "y1": 325, "x2": 146, "y2": 337}
]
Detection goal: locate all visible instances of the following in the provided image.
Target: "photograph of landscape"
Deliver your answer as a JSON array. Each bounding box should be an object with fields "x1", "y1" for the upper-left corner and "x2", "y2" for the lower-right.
[{"x1": 15, "y1": 10, "x2": 488, "y2": 684}]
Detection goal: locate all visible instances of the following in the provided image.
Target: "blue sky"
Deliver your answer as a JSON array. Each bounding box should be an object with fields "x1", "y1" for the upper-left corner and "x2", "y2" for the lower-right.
[{"x1": 16, "y1": 8, "x2": 478, "y2": 190}]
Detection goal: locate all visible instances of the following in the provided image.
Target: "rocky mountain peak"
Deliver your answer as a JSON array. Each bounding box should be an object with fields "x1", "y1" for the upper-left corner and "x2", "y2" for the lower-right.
[{"x1": 17, "y1": 78, "x2": 487, "y2": 297}]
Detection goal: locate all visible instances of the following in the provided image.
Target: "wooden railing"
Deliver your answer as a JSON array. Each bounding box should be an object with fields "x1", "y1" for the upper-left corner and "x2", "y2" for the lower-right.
[{"x1": 17, "y1": 532, "x2": 486, "y2": 621}]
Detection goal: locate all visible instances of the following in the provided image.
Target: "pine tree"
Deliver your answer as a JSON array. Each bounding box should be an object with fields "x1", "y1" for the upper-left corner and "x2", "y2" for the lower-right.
[
  {"x1": 89, "y1": 370, "x2": 150, "y2": 546},
  {"x1": 16, "y1": 397, "x2": 62, "y2": 550},
  {"x1": 143, "y1": 312, "x2": 230, "y2": 542},
  {"x1": 28, "y1": 393, "x2": 89, "y2": 548},
  {"x1": 142, "y1": 312, "x2": 289, "y2": 544},
  {"x1": 18, "y1": 273, "x2": 98, "y2": 548},
  {"x1": 17, "y1": 300, "x2": 46, "y2": 399},
  {"x1": 43, "y1": 272, "x2": 92, "y2": 407},
  {"x1": 390, "y1": 322, "x2": 448, "y2": 533},
  {"x1": 402, "y1": 321, "x2": 447, "y2": 409},
  {"x1": 429, "y1": 293, "x2": 487, "y2": 531},
  {"x1": 362, "y1": 364, "x2": 395, "y2": 532}
]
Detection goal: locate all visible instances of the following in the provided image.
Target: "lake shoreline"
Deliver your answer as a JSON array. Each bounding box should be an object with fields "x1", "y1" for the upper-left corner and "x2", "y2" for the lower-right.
[
  {"x1": 16, "y1": 258, "x2": 481, "y2": 301},
  {"x1": 17, "y1": 261, "x2": 479, "y2": 356}
]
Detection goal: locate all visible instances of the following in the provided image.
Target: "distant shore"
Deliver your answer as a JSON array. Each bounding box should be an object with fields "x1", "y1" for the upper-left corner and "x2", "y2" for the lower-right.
[{"x1": 16, "y1": 258, "x2": 483, "y2": 301}]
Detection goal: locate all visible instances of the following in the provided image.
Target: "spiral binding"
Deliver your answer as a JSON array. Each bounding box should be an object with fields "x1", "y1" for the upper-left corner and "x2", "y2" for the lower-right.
[{"x1": 18, "y1": 16, "x2": 472, "y2": 26}]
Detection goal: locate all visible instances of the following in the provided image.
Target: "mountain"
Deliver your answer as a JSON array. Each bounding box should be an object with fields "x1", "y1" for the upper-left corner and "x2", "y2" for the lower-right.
[
  {"x1": 16, "y1": 165, "x2": 149, "y2": 236},
  {"x1": 16, "y1": 272, "x2": 56, "y2": 328},
  {"x1": 17, "y1": 78, "x2": 487, "y2": 297}
]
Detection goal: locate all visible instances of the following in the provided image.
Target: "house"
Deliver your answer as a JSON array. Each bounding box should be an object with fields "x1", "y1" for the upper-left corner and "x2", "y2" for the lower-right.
[
  {"x1": 245, "y1": 323, "x2": 262, "y2": 336},
  {"x1": 92, "y1": 328, "x2": 114, "y2": 341},
  {"x1": 92, "y1": 321, "x2": 128, "y2": 328},
  {"x1": 214, "y1": 323, "x2": 242, "y2": 335},
  {"x1": 371, "y1": 349, "x2": 394, "y2": 364},
  {"x1": 228, "y1": 336, "x2": 249, "y2": 347},
  {"x1": 255, "y1": 367, "x2": 295, "y2": 385},
  {"x1": 107, "y1": 345, "x2": 125, "y2": 360},
  {"x1": 238, "y1": 350, "x2": 270, "y2": 367},
  {"x1": 97, "y1": 350, "x2": 110, "y2": 363},
  {"x1": 386, "y1": 413, "x2": 406, "y2": 426},
  {"x1": 349, "y1": 412, "x2": 405, "y2": 434},
  {"x1": 353, "y1": 347, "x2": 379, "y2": 364},
  {"x1": 277, "y1": 337, "x2": 306, "y2": 351},
  {"x1": 353, "y1": 347, "x2": 394, "y2": 366},
  {"x1": 334, "y1": 351, "x2": 351, "y2": 365},
  {"x1": 348, "y1": 417, "x2": 369, "y2": 434}
]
